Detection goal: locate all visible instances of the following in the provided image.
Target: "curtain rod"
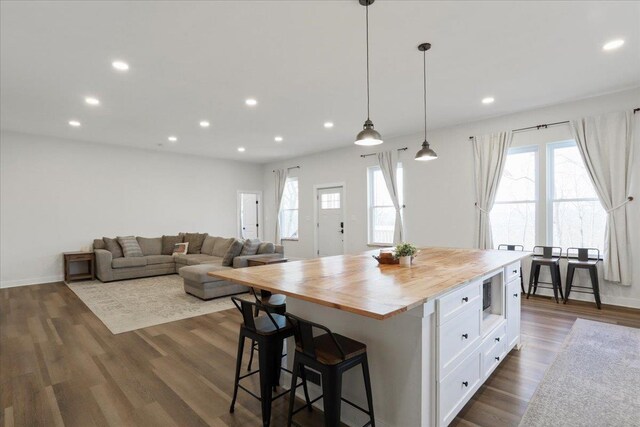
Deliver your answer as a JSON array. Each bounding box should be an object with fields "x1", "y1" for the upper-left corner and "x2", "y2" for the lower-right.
[
  {"x1": 469, "y1": 107, "x2": 640, "y2": 140},
  {"x1": 360, "y1": 147, "x2": 408, "y2": 158},
  {"x1": 272, "y1": 166, "x2": 300, "y2": 172}
]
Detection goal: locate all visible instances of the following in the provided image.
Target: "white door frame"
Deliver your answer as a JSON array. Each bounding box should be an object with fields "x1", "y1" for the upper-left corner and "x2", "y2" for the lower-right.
[
  {"x1": 236, "y1": 190, "x2": 263, "y2": 240},
  {"x1": 313, "y1": 182, "x2": 346, "y2": 258}
]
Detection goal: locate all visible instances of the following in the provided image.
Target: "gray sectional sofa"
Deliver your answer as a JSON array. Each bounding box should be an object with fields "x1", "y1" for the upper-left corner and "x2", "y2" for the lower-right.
[{"x1": 93, "y1": 234, "x2": 283, "y2": 300}]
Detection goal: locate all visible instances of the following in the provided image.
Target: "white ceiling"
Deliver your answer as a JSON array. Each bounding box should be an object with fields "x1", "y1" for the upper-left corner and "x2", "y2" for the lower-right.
[{"x1": 1, "y1": 1, "x2": 639, "y2": 163}]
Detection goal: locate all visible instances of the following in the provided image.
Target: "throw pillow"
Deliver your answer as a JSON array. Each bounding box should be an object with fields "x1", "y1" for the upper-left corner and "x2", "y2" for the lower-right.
[
  {"x1": 136, "y1": 237, "x2": 162, "y2": 256},
  {"x1": 93, "y1": 239, "x2": 106, "y2": 250},
  {"x1": 117, "y1": 236, "x2": 143, "y2": 257},
  {"x1": 172, "y1": 242, "x2": 189, "y2": 255},
  {"x1": 222, "y1": 239, "x2": 244, "y2": 266},
  {"x1": 103, "y1": 237, "x2": 123, "y2": 258},
  {"x1": 257, "y1": 242, "x2": 275, "y2": 254},
  {"x1": 201, "y1": 235, "x2": 216, "y2": 255},
  {"x1": 162, "y1": 235, "x2": 182, "y2": 255},
  {"x1": 184, "y1": 232, "x2": 208, "y2": 254},
  {"x1": 240, "y1": 239, "x2": 261, "y2": 256},
  {"x1": 212, "y1": 237, "x2": 235, "y2": 257}
]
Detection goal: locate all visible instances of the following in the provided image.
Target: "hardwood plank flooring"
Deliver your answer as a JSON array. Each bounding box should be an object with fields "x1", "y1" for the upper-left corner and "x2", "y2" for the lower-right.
[{"x1": 1, "y1": 283, "x2": 638, "y2": 427}]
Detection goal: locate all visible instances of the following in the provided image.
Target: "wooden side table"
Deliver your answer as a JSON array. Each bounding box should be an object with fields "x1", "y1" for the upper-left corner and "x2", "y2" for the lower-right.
[
  {"x1": 246, "y1": 256, "x2": 288, "y2": 267},
  {"x1": 63, "y1": 251, "x2": 95, "y2": 282}
]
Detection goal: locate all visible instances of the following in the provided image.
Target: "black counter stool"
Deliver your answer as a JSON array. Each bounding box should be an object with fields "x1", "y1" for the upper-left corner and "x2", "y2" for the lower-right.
[
  {"x1": 564, "y1": 248, "x2": 602, "y2": 309},
  {"x1": 229, "y1": 297, "x2": 311, "y2": 427},
  {"x1": 247, "y1": 288, "x2": 287, "y2": 372},
  {"x1": 498, "y1": 244, "x2": 525, "y2": 293},
  {"x1": 527, "y1": 246, "x2": 564, "y2": 303},
  {"x1": 285, "y1": 313, "x2": 375, "y2": 427}
]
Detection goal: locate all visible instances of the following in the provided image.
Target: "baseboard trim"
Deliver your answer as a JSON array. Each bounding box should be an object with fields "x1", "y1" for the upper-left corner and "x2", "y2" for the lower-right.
[
  {"x1": 0, "y1": 275, "x2": 64, "y2": 289},
  {"x1": 531, "y1": 288, "x2": 640, "y2": 309}
]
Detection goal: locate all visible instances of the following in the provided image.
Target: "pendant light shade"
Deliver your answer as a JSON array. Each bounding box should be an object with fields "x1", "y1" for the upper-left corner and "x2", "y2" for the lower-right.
[
  {"x1": 415, "y1": 42, "x2": 437, "y2": 161},
  {"x1": 355, "y1": 0, "x2": 383, "y2": 146}
]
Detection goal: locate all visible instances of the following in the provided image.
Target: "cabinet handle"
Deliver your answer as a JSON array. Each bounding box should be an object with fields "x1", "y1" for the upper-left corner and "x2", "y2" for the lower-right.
[
  {"x1": 462, "y1": 296, "x2": 469, "y2": 303},
  {"x1": 462, "y1": 381, "x2": 469, "y2": 387},
  {"x1": 495, "y1": 337, "x2": 500, "y2": 342},
  {"x1": 495, "y1": 356, "x2": 500, "y2": 361},
  {"x1": 512, "y1": 269, "x2": 518, "y2": 274},
  {"x1": 513, "y1": 293, "x2": 519, "y2": 298},
  {"x1": 462, "y1": 333, "x2": 468, "y2": 339}
]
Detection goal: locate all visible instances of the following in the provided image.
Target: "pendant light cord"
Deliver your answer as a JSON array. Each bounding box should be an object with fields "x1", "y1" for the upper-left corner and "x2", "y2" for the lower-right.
[
  {"x1": 365, "y1": 1, "x2": 370, "y2": 120},
  {"x1": 423, "y1": 49, "x2": 427, "y2": 141}
]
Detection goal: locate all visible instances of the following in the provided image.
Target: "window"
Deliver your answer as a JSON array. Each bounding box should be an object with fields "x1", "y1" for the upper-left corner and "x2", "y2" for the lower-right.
[
  {"x1": 279, "y1": 177, "x2": 298, "y2": 240},
  {"x1": 548, "y1": 141, "x2": 605, "y2": 251},
  {"x1": 321, "y1": 192, "x2": 341, "y2": 209},
  {"x1": 367, "y1": 165, "x2": 403, "y2": 245},
  {"x1": 491, "y1": 146, "x2": 537, "y2": 249}
]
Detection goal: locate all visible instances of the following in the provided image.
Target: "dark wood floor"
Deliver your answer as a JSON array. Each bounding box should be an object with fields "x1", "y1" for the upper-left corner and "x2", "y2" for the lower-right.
[{"x1": 1, "y1": 283, "x2": 639, "y2": 427}]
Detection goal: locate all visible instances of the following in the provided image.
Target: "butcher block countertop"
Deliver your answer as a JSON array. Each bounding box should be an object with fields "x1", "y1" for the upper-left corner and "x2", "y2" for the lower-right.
[{"x1": 209, "y1": 247, "x2": 529, "y2": 320}]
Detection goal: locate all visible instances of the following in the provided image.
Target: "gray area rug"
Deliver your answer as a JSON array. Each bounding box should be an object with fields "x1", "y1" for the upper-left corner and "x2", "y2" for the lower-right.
[
  {"x1": 519, "y1": 318, "x2": 640, "y2": 427},
  {"x1": 67, "y1": 274, "x2": 241, "y2": 334}
]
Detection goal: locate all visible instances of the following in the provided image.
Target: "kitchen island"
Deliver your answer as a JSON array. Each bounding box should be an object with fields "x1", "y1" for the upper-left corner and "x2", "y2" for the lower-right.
[{"x1": 210, "y1": 247, "x2": 528, "y2": 426}]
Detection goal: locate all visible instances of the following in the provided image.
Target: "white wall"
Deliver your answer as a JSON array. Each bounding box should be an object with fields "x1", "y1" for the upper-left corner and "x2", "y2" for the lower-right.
[
  {"x1": 262, "y1": 88, "x2": 640, "y2": 308},
  {"x1": 0, "y1": 131, "x2": 264, "y2": 287}
]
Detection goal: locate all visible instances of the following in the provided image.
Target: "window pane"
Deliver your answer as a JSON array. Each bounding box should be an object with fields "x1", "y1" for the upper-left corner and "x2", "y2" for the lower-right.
[
  {"x1": 372, "y1": 169, "x2": 392, "y2": 206},
  {"x1": 495, "y1": 150, "x2": 536, "y2": 202},
  {"x1": 282, "y1": 179, "x2": 298, "y2": 209},
  {"x1": 491, "y1": 202, "x2": 536, "y2": 249},
  {"x1": 321, "y1": 192, "x2": 340, "y2": 209},
  {"x1": 280, "y1": 209, "x2": 298, "y2": 239},
  {"x1": 552, "y1": 200, "x2": 605, "y2": 251},
  {"x1": 552, "y1": 144, "x2": 598, "y2": 199},
  {"x1": 372, "y1": 207, "x2": 395, "y2": 244}
]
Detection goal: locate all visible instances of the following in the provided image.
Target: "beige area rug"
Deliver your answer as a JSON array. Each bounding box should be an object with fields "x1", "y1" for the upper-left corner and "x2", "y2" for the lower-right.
[
  {"x1": 519, "y1": 318, "x2": 640, "y2": 427},
  {"x1": 66, "y1": 274, "x2": 244, "y2": 334}
]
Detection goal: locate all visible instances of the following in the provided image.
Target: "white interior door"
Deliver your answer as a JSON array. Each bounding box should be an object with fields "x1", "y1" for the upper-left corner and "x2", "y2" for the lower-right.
[
  {"x1": 317, "y1": 186, "x2": 344, "y2": 257},
  {"x1": 239, "y1": 192, "x2": 259, "y2": 239}
]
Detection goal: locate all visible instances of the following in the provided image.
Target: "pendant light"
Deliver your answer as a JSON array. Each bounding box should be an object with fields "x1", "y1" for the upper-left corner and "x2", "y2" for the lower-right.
[
  {"x1": 415, "y1": 43, "x2": 438, "y2": 161},
  {"x1": 355, "y1": 0, "x2": 383, "y2": 146}
]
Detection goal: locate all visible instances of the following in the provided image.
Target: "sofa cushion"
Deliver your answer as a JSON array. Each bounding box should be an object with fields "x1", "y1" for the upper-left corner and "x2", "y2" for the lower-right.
[
  {"x1": 201, "y1": 235, "x2": 216, "y2": 255},
  {"x1": 117, "y1": 236, "x2": 143, "y2": 257},
  {"x1": 257, "y1": 242, "x2": 275, "y2": 254},
  {"x1": 222, "y1": 239, "x2": 244, "y2": 266},
  {"x1": 162, "y1": 235, "x2": 182, "y2": 255},
  {"x1": 112, "y1": 257, "x2": 147, "y2": 269},
  {"x1": 184, "y1": 233, "x2": 208, "y2": 254},
  {"x1": 240, "y1": 239, "x2": 261, "y2": 256},
  {"x1": 178, "y1": 263, "x2": 230, "y2": 283},
  {"x1": 212, "y1": 237, "x2": 235, "y2": 257},
  {"x1": 174, "y1": 254, "x2": 221, "y2": 266},
  {"x1": 93, "y1": 239, "x2": 106, "y2": 250},
  {"x1": 103, "y1": 237, "x2": 123, "y2": 259},
  {"x1": 137, "y1": 237, "x2": 162, "y2": 256},
  {"x1": 145, "y1": 255, "x2": 175, "y2": 265}
]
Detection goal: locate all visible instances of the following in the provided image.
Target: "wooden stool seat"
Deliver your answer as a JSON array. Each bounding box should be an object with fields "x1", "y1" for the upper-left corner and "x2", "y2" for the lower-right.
[
  {"x1": 297, "y1": 333, "x2": 367, "y2": 366},
  {"x1": 531, "y1": 256, "x2": 561, "y2": 265},
  {"x1": 254, "y1": 314, "x2": 288, "y2": 335},
  {"x1": 260, "y1": 293, "x2": 287, "y2": 308},
  {"x1": 568, "y1": 259, "x2": 598, "y2": 267}
]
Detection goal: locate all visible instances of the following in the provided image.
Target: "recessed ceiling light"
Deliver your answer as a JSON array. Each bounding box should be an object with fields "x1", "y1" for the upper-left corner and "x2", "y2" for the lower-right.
[
  {"x1": 324, "y1": 122, "x2": 334, "y2": 128},
  {"x1": 274, "y1": 136, "x2": 283, "y2": 142},
  {"x1": 199, "y1": 120, "x2": 210, "y2": 128},
  {"x1": 85, "y1": 96, "x2": 100, "y2": 106},
  {"x1": 168, "y1": 136, "x2": 178, "y2": 142},
  {"x1": 602, "y1": 39, "x2": 625, "y2": 51},
  {"x1": 245, "y1": 98, "x2": 257, "y2": 106},
  {"x1": 237, "y1": 147, "x2": 246, "y2": 152},
  {"x1": 481, "y1": 97, "x2": 495, "y2": 104},
  {"x1": 112, "y1": 60, "x2": 129, "y2": 71},
  {"x1": 68, "y1": 120, "x2": 81, "y2": 127}
]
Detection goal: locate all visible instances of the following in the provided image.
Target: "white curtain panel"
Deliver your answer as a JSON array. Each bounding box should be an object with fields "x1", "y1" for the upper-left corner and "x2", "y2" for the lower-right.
[
  {"x1": 571, "y1": 110, "x2": 635, "y2": 285},
  {"x1": 377, "y1": 150, "x2": 404, "y2": 244},
  {"x1": 472, "y1": 131, "x2": 513, "y2": 249},
  {"x1": 273, "y1": 168, "x2": 288, "y2": 245}
]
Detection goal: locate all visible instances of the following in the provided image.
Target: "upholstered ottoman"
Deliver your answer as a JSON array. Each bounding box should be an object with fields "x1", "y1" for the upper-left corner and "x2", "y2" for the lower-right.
[{"x1": 178, "y1": 264, "x2": 248, "y2": 300}]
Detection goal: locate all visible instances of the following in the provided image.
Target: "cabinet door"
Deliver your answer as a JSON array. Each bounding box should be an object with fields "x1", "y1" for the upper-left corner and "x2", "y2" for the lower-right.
[{"x1": 505, "y1": 279, "x2": 521, "y2": 350}]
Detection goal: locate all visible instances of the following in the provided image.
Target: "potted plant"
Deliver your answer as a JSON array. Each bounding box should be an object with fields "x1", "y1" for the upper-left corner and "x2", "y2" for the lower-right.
[{"x1": 394, "y1": 242, "x2": 418, "y2": 266}]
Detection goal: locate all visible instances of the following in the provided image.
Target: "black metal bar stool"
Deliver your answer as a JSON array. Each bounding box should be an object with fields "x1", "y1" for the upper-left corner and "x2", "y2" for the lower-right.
[
  {"x1": 564, "y1": 247, "x2": 602, "y2": 309},
  {"x1": 247, "y1": 288, "x2": 288, "y2": 372},
  {"x1": 285, "y1": 313, "x2": 375, "y2": 427},
  {"x1": 229, "y1": 297, "x2": 311, "y2": 427},
  {"x1": 527, "y1": 246, "x2": 564, "y2": 303},
  {"x1": 498, "y1": 244, "x2": 525, "y2": 293}
]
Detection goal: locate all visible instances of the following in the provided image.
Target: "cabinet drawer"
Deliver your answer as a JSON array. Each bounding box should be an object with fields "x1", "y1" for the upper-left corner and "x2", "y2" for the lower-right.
[
  {"x1": 483, "y1": 336, "x2": 506, "y2": 379},
  {"x1": 505, "y1": 261, "x2": 521, "y2": 285},
  {"x1": 482, "y1": 321, "x2": 507, "y2": 353},
  {"x1": 66, "y1": 254, "x2": 93, "y2": 262},
  {"x1": 438, "y1": 280, "x2": 481, "y2": 325},
  {"x1": 439, "y1": 299, "x2": 481, "y2": 378},
  {"x1": 438, "y1": 349, "x2": 482, "y2": 427}
]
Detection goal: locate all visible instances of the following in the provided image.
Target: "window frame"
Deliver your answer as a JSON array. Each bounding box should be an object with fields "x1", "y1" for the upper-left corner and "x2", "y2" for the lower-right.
[
  {"x1": 366, "y1": 164, "x2": 403, "y2": 246},
  {"x1": 279, "y1": 176, "x2": 299, "y2": 241}
]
